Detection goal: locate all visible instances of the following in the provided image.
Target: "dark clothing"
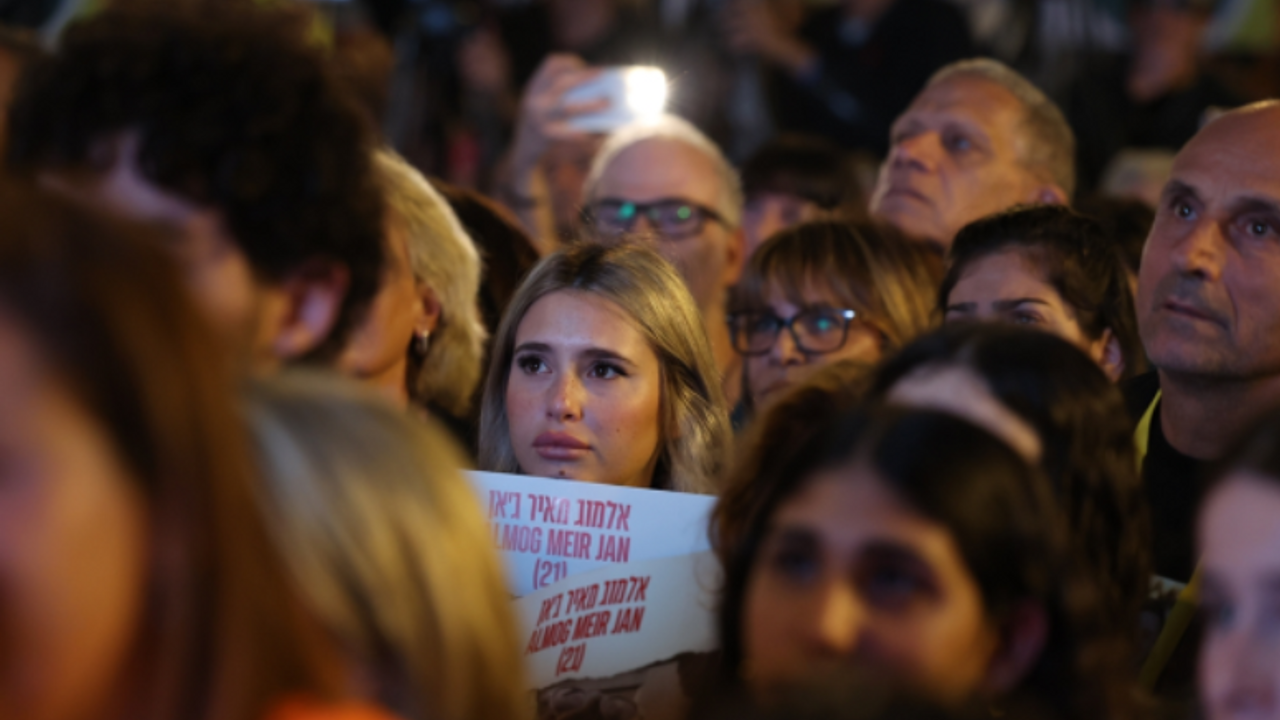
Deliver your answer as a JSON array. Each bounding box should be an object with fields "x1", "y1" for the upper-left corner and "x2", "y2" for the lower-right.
[
  {"x1": 1123, "y1": 371, "x2": 1207, "y2": 584},
  {"x1": 1069, "y1": 56, "x2": 1241, "y2": 192},
  {"x1": 499, "y1": 4, "x2": 665, "y2": 92},
  {"x1": 769, "y1": 0, "x2": 973, "y2": 156}
]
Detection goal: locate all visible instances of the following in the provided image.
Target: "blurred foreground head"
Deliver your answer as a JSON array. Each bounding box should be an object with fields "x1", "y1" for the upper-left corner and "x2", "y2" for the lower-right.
[
  {"x1": 869, "y1": 59, "x2": 1074, "y2": 251},
  {"x1": 246, "y1": 372, "x2": 529, "y2": 720},
  {"x1": 869, "y1": 324, "x2": 1151, "y2": 640},
  {"x1": 1200, "y1": 408, "x2": 1280, "y2": 720},
  {"x1": 6, "y1": 0, "x2": 384, "y2": 370},
  {"x1": 0, "y1": 182, "x2": 348, "y2": 720},
  {"x1": 714, "y1": 405, "x2": 1127, "y2": 720}
]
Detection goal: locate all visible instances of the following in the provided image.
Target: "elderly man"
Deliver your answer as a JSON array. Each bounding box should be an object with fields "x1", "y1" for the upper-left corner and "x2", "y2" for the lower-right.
[
  {"x1": 1126, "y1": 101, "x2": 1280, "y2": 583},
  {"x1": 869, "y1": 58, "x2": 1075, "y2": 251},
  {"x1": 5, "y1": 0, "x2": 384, "y2": 372},
  {"x1": 580, "y1": 114, "x2": 747, "y2": 406}
]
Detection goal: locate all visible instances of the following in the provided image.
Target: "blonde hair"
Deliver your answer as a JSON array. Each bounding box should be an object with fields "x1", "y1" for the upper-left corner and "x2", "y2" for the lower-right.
[
  {"x1": 733, "y1": 221, "x2": 939, "y2": 352},
  {"x1": 478, "y1": 243, "x2": 730, "y2": 494},
  {"x1": 246, "y1": 371, "x2": 529, "y2": 720},
  {"x1": 583, "y1": 114, "x2": 744, "y2": 228},
  {"x1": 374, "y1": 149, "x2": 488, "y2": 416}
]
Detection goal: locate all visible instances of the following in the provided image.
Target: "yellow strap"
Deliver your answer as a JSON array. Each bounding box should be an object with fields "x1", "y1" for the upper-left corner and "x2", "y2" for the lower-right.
[
  {"x1": 1132, "y1": 389, "x2": 1199, "y2": 691},
  {"x1": 1139, "y1": 569, "x2": 1201, "y2": 690},
  {"x1": 1134, "y1": 390, "x2": 1162, "y2": 469}
]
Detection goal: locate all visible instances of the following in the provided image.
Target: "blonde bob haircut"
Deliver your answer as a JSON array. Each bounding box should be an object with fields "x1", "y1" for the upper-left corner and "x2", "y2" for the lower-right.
[
  {"x1": 733, "y1": 221, "x2": 939, "y2": 353},
  {"x1": 246, "y1": 371, "x2": 529, "y2": 720},
  {"x1": 374, "y1": 149, "x2": 488, "y2": 416},
  {"x1": 479, "y1": 242, "x2": 730, "y2": 494}
]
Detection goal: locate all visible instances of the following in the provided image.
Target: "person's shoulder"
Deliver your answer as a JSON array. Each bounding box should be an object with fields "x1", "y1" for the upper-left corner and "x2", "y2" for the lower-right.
[
  {"x1": 1120, "y1": 370, "x2": 1162, "y2": 424},
  {"x1": 264, "y1": 699, "x2": 403, "y2": 720}
]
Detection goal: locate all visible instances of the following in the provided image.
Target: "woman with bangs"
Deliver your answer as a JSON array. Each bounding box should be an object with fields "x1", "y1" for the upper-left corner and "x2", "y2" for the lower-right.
[{"x1": 729, "y1": 221, "x2": 939, "y2": 420}]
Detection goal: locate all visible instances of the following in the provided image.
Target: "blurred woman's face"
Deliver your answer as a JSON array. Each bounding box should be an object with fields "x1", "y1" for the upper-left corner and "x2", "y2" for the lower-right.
[
  {"x1": 742, "y1": 465, "x2": 999, "y2": 699},
  {"x1": 339, "y1": 220, "x2": 434, "y2": 405},
  {"x1": 745, "y1": 284, "x2": 884, "y2": 408},
  {"x1": 943, "y1": 250, "x2": 1120, "y2": 380},
  {"x1": 0, "y1": 310, "x2": 149, "y2": 720},
  {"x1": 1199, "y1": 473, "x2": 1280, "y2": 720},
  {"x1": 505, "y1": 290, "x2": 663, "y2": 488}
]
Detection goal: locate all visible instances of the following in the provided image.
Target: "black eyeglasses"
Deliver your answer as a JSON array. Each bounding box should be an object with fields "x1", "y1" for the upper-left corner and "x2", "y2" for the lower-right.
[
  {"x1": 582, "y1": 198, "x2": 728, "y2": 241},
  {"x1": 728, "y1": 308, "x2": 860, "y2": 356}
]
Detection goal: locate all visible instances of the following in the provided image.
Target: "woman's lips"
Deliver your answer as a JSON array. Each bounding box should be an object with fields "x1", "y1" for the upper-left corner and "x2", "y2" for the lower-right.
[{"x1": 533, "y1": 432, "x2": 591, "y2": 461}]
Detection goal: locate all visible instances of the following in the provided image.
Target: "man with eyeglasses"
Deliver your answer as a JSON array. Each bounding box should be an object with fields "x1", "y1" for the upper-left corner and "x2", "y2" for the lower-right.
[{"x1": 581, "y1": 114, "x2": 747, "y2": 406}]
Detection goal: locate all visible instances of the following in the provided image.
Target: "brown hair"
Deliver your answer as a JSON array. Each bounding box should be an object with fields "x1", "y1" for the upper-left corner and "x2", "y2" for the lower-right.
[
  {"x1": 732, "y1": 221, "x2": 940, "y2": 351},
  {"x1": 0, "y1": 182, "x2": 342, "y2": 720}
]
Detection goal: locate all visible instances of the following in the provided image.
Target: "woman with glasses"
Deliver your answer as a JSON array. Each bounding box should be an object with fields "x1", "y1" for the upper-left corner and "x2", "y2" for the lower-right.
[
  {"x1": 478, "y1": 242, "x2": 731, "y2": 493},
  {"x1": 729, "y1": 221, "x2": 939, "y2": 418}
]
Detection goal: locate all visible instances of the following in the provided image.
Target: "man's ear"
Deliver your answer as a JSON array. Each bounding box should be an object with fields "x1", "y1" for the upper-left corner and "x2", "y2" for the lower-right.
[
  {"x1": 1092, "y1": 328, "x2": 1125, "y2": 382},
  {"x1": 723, "y1": 226, "x2": 747, "y2": 287},
  {"x1": 271, "y1": 260, "x2": 350, "y2": 362},
  {"x1": 982, "y1": 602, "x2": 1048, "y2": 694}
]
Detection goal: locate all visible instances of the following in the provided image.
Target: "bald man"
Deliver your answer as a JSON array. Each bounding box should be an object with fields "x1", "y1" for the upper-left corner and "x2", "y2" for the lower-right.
[
  {"x1": 869, "y1": 59, "x2": 1075, "y2": 251},
  {"x1": 1126, "y1": 101, "x2": 1280, "y2": 582}
]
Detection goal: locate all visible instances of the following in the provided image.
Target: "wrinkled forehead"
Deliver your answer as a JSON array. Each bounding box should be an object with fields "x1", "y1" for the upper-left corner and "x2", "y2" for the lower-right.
[
  {"x1": 592, "y1": 137, "x2": 725, "y2": 207},
  {"x1": 896, "y1": 75, "x2": 1028, "y2": 146},
  {"x1": 1168, "y1": 111, "x2": 1280, "y2": 207}
]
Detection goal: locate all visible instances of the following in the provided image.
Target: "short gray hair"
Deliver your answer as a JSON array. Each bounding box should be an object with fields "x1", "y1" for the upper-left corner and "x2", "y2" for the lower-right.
[
  {"x1": 374, "y1": 149, "x2": 488, "y2": 416},
  {"x1": 929, "y1": 58, "x2": 1077, "y2": 198},
  {"x1": 583, "y1": 114, "x2": 744, "y2": 227}
]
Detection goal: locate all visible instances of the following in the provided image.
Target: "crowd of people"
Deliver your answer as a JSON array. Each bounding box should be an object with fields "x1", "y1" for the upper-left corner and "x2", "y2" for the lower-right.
[{"x1": 1, "y1": 1, "x2": 1280, "y2": 720}]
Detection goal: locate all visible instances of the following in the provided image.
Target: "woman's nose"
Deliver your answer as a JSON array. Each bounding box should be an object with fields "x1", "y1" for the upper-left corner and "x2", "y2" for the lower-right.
[
  {"x1": 546, "y1": 373, "x2": 584, "y2": 421},
  {"x1": 803, "y1": 580, "x2": 865, "y2": 658},
  {"x1": 769, "y1": 325, "x2": 806, "y2": 366}
]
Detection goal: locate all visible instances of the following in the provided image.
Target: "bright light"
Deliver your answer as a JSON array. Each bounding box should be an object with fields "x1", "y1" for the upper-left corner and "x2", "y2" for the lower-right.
[{"x1": 624, "y1": 67, "x2": 668, "y2": 120}]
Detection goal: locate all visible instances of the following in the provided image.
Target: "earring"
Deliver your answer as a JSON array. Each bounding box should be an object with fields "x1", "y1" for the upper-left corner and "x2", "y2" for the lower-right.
[{"x1": 415, "y1": 330, "x2": 431, "y2": 355}]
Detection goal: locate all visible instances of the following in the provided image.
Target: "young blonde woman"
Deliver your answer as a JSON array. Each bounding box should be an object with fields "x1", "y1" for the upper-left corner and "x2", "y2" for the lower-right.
[
  {"x1": 478, "y1": 242, "x2": 731, "y2": 494},
  {"x1": 247, "y1": 372, "x2": 529, "y2": 720}
]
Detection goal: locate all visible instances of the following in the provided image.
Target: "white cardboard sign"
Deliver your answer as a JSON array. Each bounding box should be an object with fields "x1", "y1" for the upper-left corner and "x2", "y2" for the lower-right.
[
  {"x1": 514, "y1": 551, "x2": 721, "y2": 689},
  {"x1": 467, "y1": 471, "x2": 716, "y2": 597}
]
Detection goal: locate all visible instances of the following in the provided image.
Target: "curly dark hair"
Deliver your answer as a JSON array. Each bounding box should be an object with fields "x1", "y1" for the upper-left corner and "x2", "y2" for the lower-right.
[
  {"x1": 5, "y1": 0, "x2": 384, "y2": 362},
  {"x1": 941, "y1": 205, "x2": 1145, "y2": 380}
]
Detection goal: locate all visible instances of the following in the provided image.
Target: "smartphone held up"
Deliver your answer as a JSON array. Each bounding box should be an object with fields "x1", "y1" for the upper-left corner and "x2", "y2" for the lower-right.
[{"x1": 562, "y1": 66, "x2": 669, "y2": 133}]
